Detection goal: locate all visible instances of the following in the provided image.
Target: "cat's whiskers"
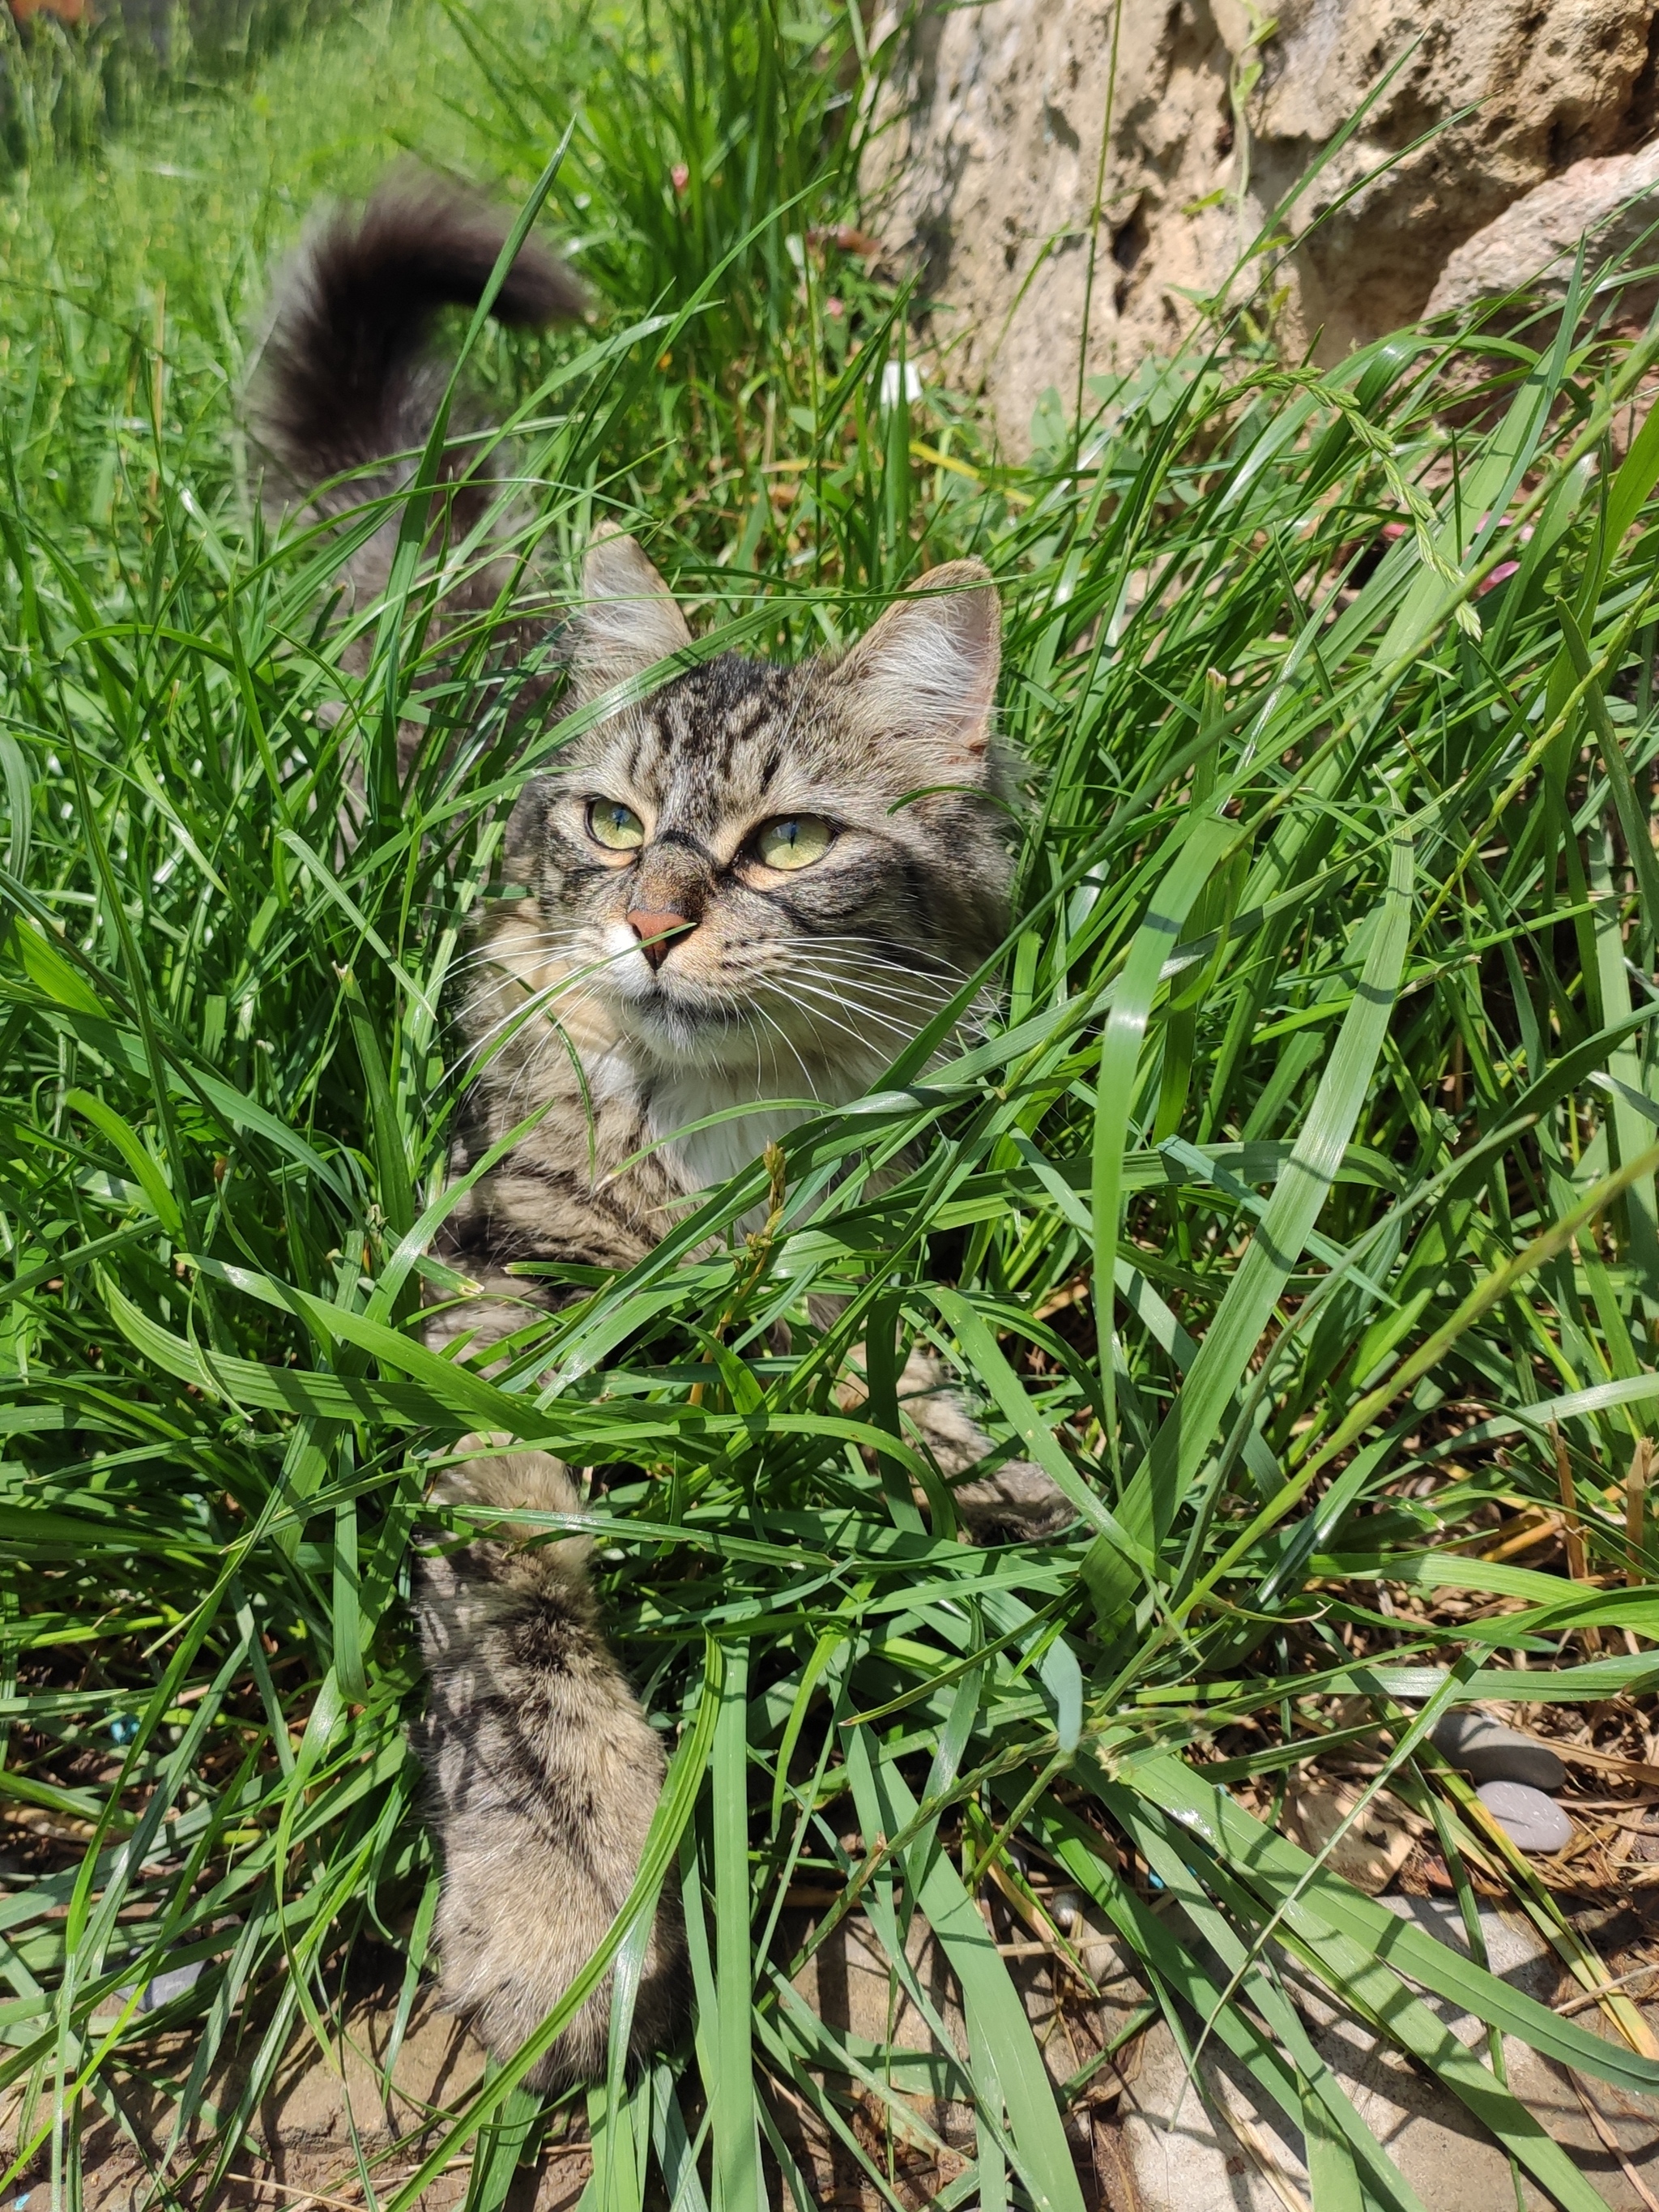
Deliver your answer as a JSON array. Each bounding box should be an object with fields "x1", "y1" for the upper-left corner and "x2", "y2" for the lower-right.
[
  {"x1": 785, "y1": 960, "x2": 956, "y2": 1020},
  {"x1": 452, "y1": 931, "x2": 987, "y2": 1122},
  {"x1": 462, "y1": 995, "x2": 579, "y2": 1088},
  {"x1": 447, "y1": 928, "x2": 586, "y2": 980},
  {"x1": 785, "y1": 959, "x2": 957, "y2": 1027},
  {"x1": 783, "y1": 976, "x2": 927, "y2": 1049},
  {"x1": 790, "y1": 948, "x2": 996, "y2": 1027},
  {"x1": 749, "y1": 999, "x2": 767, "y2": 1100},
  {"x1": 788, "y1": 976, "x2": 979, "y2": 1037},
  {"x1": 748, "y1": 937, "x2": 956, "y2": 1000},
  {"x1": 787, "y1": 932, "x2": 977, "y2": 986},
  {"x1": 753, "y1": 1001, "x2": 821, "y2": 1103},
  {"x1": 448, "y1": 934, "x2": 592, "y2": 1012},
  {"x1": 785, "y1": 968, "x2": 991, "y2": 1065},
  {"x1": 760, "y1": 981, "x2": 900, "y2": 1063},
  {"x1": 456, "y1": 946, "x2": 628, "y2": 1077}
]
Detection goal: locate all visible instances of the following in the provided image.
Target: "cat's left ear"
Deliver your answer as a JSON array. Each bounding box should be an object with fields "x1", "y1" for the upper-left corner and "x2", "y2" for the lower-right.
[
  {"x1": 835, "y1": 562, "x2": 1000, "y2": 772},
  {"x1": 572, "y1": 526, "x2": 693, "y2": 696}
]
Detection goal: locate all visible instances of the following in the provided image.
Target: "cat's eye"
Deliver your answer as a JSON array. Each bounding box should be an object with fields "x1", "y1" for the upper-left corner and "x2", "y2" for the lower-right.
[
  {"x1": 755, "y1": 814, "x2": 834, "y2": 871},
  {"x1": 586, "y1": 798, "x2": 645, "y2": 852}
]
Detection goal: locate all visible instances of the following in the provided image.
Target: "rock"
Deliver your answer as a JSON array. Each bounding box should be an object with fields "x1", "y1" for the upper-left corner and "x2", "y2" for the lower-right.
[
  {"x1": 112, "y1": 1955, "x2": 207, "y2": 2013},
  {"x1": 864, "y1": 0, "x2": 1659, "y2": 450},
  {"x1": 1431, "y1": 1709, "x2": 1568, "y2": 1791},
  {"x1": 778, "y1": 1894, "x2": 1145, "y2": 2181},
  {"x1": 1282, "y1": 1776, "x2": 1416, "y2": 1894},
  {"x1": 1050, "y1": 1885, "x2": 1085, "y2": 1932},
  {"x1": 143, "y1": 1959, "x2": 203, "y2": 2008},
  {"x1": 1119, "y1": 1898, "x2": 1659, "y2": 2211},
  {"x1": 1427, "y1": 139, "x2": 1659, "y2": 314},
  {"x1": 1477, "y1": 1779, "x2": 1576, "y2": 1852}
]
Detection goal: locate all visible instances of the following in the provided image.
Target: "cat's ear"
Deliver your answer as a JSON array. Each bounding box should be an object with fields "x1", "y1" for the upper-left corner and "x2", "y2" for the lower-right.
[
  {"x1": 836, "y1": 562, "x2": 1000, "y2": 770},
  {"x1": 573, "y1": 527, "x2": 693, "y2": 692}
]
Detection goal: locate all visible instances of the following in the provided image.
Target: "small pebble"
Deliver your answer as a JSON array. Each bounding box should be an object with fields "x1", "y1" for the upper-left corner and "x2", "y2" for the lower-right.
[
  {"x1": 1431, "y1": 1710, "x2": 1565, "y2": 1792},
  {"x1": 116, "y1": 1957, "x2": 205, "y2": 2013},
  {"x1": 143, "y1": 1959, "x2": 205, "y2": 2010},
  {"x1": 1476, "y1": 1779, "x2": 1573, "y2": 1853}
]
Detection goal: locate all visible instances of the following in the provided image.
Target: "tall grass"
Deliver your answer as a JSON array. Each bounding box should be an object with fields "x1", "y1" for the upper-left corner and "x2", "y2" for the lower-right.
[
  {"x1": 6, "y1": 5, "x2": 1659, "y2": 2208},
  {"x1": 0, "y1": 0, "x2": 348, "y2": 175},
  {"x1": 450, "y1": 0, "x2": 885, "y2": 392}
]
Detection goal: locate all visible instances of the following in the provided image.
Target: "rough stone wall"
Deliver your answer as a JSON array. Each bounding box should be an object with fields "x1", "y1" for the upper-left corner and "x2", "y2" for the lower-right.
[{"x1": 865, "y1": 0, "x2": 1659, "y2": 450}]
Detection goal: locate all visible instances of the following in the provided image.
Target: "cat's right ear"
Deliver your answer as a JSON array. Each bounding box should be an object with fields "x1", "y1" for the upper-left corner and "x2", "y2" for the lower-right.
[
  {"x1": 572, "y1": 528, "x2": 692, "y2": 694},
  {"x1": 834, "y1": 561, "x2": 1001, "y2": 775}
]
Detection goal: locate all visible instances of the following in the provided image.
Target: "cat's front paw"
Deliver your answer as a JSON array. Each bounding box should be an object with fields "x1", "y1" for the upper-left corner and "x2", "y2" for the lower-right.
[
  {"x1": 430, "y1": 1432, "x2": 581, "y2": 1514},
  {"x1": 949, "y1": 1459, "x2": 1078, "y2": 1543},
  {"x1": 424, "y1": 1434, "x2": 591, "y2": 1577}
]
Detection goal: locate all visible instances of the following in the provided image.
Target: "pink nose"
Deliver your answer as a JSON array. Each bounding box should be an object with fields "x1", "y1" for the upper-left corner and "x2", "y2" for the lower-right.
[{"x1": 628, "y1": 908, "x2": 693, "y2": 970}]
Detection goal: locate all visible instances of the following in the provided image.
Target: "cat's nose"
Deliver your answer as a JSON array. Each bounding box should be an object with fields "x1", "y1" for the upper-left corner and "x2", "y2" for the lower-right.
[{"x1": 628, "y1": 908, "x2": 693, "y2": 970}]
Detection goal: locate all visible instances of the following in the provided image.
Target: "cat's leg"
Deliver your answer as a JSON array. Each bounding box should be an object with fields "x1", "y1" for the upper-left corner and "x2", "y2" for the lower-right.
[
  {"x1": 411, "y1": 1436, "x2": 684, "y2": 2088},
  {"x1": 840, "y1": 1346, "x2": 1078, "y2": 1541},
  {"x1": 895, "y1": 1347, "x2": 1078, "y2": 1539},
  {"x1": 419, "y1": 1264, "x2": 559, "y2": 1368}
]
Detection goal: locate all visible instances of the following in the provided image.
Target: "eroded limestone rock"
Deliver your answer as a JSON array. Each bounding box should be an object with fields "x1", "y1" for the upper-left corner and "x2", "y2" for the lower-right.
[
  {"x1": 1427, "y1": 136, "x2": 1659, "y2": 314},
  {"x1": 865, "y1": 0, "x2": 1659, "y2": 448},
  {"x1": 1119, "y1": 1900, "x2": 1659, "y2": 2212}
]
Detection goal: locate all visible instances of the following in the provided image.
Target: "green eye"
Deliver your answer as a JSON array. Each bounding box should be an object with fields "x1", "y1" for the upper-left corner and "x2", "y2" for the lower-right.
[
  {"x1": 755, "y1": 813, "x2": 834, "y2": 871},
  {"x1": 586, "y1": 798, "x2": 645, "y2": 852}
]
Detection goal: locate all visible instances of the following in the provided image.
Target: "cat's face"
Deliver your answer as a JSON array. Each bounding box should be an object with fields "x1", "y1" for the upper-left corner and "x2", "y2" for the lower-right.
[{"x1": 517, "y1": 535, "x2": 1014, "y2": 1091}]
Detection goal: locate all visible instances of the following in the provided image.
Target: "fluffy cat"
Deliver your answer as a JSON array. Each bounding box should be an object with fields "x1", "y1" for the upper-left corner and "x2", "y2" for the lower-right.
[{"x1": 255, "y1": 173, "x2": 1068, "y2": 2094}]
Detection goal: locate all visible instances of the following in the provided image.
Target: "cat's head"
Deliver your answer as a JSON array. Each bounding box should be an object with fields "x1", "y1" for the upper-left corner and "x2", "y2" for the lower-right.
[{"x1": 513, "y1": 532, "x2": 1014, "y2": 1089}]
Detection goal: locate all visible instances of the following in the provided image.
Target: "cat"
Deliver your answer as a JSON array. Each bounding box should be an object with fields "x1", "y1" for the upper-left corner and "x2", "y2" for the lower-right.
[{"x1": 254, "y1": 172, "x2": 1070, "y2": 2094}]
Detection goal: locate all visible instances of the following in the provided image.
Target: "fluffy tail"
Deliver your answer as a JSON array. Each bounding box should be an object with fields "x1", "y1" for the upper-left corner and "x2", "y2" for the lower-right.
[{"x1": 251, "y1": 169, "x2": 583, "y2": 502}]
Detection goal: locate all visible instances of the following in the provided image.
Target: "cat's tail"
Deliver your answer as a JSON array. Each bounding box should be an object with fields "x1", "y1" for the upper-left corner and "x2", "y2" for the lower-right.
[{"x1": 249, "y1": 169, "x2": 583, "y2": 507}]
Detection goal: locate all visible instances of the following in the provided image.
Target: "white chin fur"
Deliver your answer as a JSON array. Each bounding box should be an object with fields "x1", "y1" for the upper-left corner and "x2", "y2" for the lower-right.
[
  {"x1": 580, "y1": 937, "x2": 915, "y2": 1199},
  {"x1": 607, "y1": 993, "x2": 752, "y2": 1071}
]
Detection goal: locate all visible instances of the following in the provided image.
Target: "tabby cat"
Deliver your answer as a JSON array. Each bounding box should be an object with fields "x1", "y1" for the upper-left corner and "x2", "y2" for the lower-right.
[{"x1": 254, "y1": 173, "x2": 1068, "y2": 2092}]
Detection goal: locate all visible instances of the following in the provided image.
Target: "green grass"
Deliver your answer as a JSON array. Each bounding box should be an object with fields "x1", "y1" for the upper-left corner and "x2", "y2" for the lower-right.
[
  {"x1": 6, "y1": 6, "x2": 1659, "y2": 2208},
  {"x1": 0, "y1": 0, "x2": 356, "y2": 177}
]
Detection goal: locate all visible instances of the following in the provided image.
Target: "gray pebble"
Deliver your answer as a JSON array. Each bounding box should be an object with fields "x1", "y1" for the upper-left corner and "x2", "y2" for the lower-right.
[
  {"x1": 116, "y1": 1956, "x2": 204, "y2": 2012},
  {"x1": 145, "y1": 1959, "x2": 204, "y2": 2008},
  {"x1": 1431, "y1": 1710, "x2": 1566, "y2": 1792},
  {"x1": 1476, "y1": 1779, "x2": 1573, "y2": 1853}
]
